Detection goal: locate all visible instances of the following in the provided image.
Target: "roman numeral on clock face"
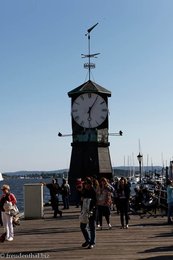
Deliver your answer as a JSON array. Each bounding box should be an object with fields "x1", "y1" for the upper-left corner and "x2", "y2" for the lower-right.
[{"x1": 72, "y1": 109, "x2": 78, "y2": 113}]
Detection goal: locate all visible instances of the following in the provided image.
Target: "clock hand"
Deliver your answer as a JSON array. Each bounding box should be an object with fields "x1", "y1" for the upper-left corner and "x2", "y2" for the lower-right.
[
  {"x1": 90, "y1": 95, "x2": 98, "y2": 110},
  {"x1": 87, "y1": 106, "x2": 92, "y2": 115},
  {"x1": 87, "y1": 95, "x2": 99, "y2": 127},
  {"x1": 87, "y1": 95, "x2": 98, "y2": 115}
]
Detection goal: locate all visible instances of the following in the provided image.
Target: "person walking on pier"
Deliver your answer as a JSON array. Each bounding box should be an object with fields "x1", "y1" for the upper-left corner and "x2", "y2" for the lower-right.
[
  {"x1": 117, "y1": 177, "x2": 131, "y2": 229},
  {"x1": 97, "y1": 177, "x2": 113, "y2": 230},
  {"x1": 44, "y1": 179, "x2": 62, "y2": 218},
  {"x1": 0, "y1": 184, "x2": 17, "y2": 241},
  {"x1": 79, "y1": 177, "x2": 97, "y2": 249},
  {"x1": 61, "y1": 178, "x2": 70, "y2": 209}
]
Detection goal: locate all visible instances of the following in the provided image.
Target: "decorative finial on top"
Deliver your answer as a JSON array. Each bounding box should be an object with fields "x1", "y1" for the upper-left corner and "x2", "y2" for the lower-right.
[
  {"x1": 85, "y1": 22, "x2": 98, "y2": 35},
  {"x1": 81, "y1": 23, "x2": 100, "y2": 80}
]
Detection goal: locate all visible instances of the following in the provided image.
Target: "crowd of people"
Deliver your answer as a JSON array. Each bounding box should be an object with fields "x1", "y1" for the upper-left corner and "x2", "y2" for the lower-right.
[
  {"x1": 76, "y1": 175, "x2": 172, "y2": 249},
  {"x1": 0, "y1": 174, "x2": 171, "y2": 248},
  {"x1": 76, "y1": 176, "x2": 131, "y2": 249}
]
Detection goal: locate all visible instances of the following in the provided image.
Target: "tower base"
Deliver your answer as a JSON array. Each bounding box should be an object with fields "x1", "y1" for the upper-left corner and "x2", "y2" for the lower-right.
[{"x1": 68, "y1": 142, "x2": 112, "y2": 204}]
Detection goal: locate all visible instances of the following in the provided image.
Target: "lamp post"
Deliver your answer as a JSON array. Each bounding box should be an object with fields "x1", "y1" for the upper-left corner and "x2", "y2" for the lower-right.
[{"x1": 137, "y1": 153, "x2": 143, "y2": 184}]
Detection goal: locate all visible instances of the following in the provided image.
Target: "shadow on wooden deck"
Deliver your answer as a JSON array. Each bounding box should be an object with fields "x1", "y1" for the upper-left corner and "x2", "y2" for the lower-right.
[{"x1": 0, "y1": 206, "x2": 173, "y2": 260}]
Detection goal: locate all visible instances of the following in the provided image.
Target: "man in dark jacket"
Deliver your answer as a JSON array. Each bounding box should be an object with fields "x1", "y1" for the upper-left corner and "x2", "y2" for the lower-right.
[
  {"x1": 61, "y1": 178, "x2": 70, "y2": 209},
  {"x1": 44, "y1": 179, "x2": 62, "y2": 218}
]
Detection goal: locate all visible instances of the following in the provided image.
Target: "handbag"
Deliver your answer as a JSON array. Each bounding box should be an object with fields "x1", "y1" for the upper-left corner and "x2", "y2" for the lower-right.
[
  {"x1": 9, "y1": 205, "x2": 19, "y2": 217},
  {"x1": 3, "y1": 201, "x2": 13, "y2": 212},
  {"x1": 13, "y1": 214, "x2": 20, "y2": 226},
  {"x1": 3, "y1": 201, "x2": 19, "y2": 216}
]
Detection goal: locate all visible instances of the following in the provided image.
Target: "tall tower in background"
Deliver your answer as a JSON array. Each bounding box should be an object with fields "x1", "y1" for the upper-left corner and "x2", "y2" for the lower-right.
[{"x1": 67, "y1": 23, "x2": 112, "y2": 202}]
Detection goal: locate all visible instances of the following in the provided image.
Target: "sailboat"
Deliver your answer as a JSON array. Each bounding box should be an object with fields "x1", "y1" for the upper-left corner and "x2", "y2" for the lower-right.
[{"x1": 0, "y1": 172, "x2": 4, "y2": 181}]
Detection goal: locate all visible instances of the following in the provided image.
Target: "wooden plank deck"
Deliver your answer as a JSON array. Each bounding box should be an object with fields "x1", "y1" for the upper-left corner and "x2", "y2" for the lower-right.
[{"x1": 0, "y1": 206, "x2": 173, "y2": 260}]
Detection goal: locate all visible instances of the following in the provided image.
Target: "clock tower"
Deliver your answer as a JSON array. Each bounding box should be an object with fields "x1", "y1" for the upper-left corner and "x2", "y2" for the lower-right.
[{"x1": 67, "y1": 24, "x2": 113, "y2": 201}]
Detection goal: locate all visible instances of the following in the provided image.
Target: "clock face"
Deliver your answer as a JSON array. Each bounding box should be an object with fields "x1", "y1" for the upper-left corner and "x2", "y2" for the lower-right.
[{"x1": 72, "y1": 93, "x2": 108, "y2": 128}]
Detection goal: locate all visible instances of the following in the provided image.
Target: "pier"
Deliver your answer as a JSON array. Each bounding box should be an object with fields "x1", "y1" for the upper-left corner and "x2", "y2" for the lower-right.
[{"x1": 0, "y1": 206, "x2": 172, "y2": 260}]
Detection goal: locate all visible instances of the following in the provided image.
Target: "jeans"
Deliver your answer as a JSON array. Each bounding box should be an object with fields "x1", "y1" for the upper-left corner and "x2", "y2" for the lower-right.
[
  {"x1": 97, "y1": 205, "x2": 111, "y2": 226},
  {"x1": 80, "y1": 214, "x2": 96, "y2": 245},
  {"x1": 51, "y1": 196, "x2": 62, "y2": 217},
  {"x1": 119, "y1": 199, "x2": 129, "y2": 227}
]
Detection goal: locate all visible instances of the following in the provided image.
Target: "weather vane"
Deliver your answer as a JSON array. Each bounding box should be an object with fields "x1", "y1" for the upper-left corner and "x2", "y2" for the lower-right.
[{"x1": 81, "y1": 22, "x2": 100, "y2": 80}]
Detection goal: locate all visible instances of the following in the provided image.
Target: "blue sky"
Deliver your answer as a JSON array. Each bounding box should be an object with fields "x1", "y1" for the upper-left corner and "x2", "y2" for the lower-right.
[{"x1": 1, "y1": 0, "x2": 173, "y2": 172}]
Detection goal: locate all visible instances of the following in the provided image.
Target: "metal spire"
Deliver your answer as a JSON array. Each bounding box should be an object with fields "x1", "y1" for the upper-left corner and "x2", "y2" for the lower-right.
[{"x1": 81, "y1": 23, "x2": 100, "y2": 80}]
